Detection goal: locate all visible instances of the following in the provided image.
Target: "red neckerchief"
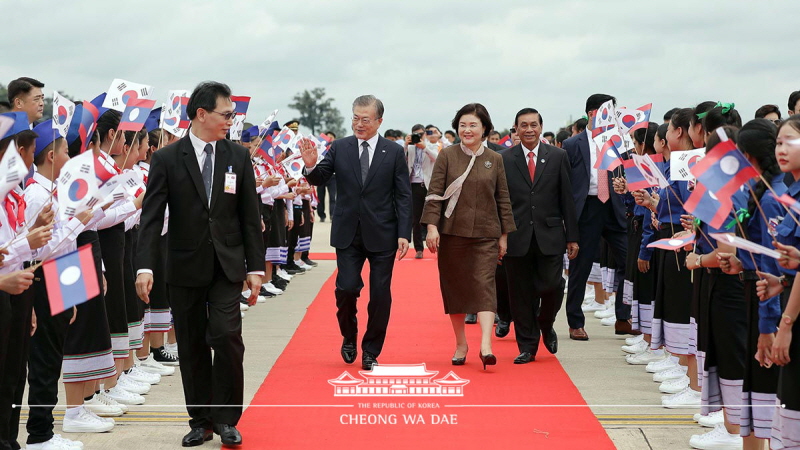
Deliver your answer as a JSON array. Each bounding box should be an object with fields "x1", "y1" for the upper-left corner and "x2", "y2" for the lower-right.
[{"x1": 5, "y1": 190, "x2": 26, "y2": 232}]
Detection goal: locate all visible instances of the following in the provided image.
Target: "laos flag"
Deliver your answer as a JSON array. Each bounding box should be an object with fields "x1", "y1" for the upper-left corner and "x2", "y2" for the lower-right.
[
  {"x1": 684, "y1": 183, "x2": 732, "y2": 229},
  {"x1": 593, "y1": 130, "x2": 624, "y2": 171},
  {"x1": 690, "y1": 140, "x2": 758, "y2": 200},
  {"x1": 646, "y1": 233, "x2": 696, "y2": 250},
  {"x1": 498, "y1": 134, "x2": 513, "y2": 148},
  {"x1": 43, "y1": 244, "x2": 100, "y2": 315},
  {"x1": 231, "y1": 96, "x2": 251, "y2": 116},
  {"x1": 119, "y1": 98, "x2": 156, "y2": 131}
]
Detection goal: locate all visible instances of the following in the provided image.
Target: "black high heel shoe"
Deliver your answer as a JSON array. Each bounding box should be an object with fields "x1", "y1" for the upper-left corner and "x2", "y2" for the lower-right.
[
  {"x1": 479, "y1": 352, "x2": 497, "y2": 370},
  {"x1": 452, "y1": 347, "x2": 468, "y2": 366}
]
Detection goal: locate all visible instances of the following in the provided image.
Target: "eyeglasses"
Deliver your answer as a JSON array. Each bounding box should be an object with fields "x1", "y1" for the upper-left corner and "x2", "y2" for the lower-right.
[
  {"x1": 352, "y1": 116, "x2": 376, "y2": 125},
  {"x1": 510, "y1": 127, "x2": 517, "y2": 134},
  {"x1": 210, "y1": 110, "x2": 237, "y2": 120}
]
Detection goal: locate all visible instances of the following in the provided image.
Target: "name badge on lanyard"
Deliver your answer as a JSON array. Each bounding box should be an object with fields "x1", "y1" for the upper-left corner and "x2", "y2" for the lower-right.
[{"x1": 224, "y1": 166, "x2": 236, "y2": 194}]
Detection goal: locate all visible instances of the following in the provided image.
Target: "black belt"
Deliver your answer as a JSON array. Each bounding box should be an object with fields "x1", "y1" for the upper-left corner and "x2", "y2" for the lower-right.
[
  {"x1": 739, "y1": 270, "x2": 760, "y2": 281},
  {"x1": 706, "y1": 267, "x2": 723, "y2": 275},
  {"x1": 659, "y1": 223, "x2": 679, "y2": 230}
]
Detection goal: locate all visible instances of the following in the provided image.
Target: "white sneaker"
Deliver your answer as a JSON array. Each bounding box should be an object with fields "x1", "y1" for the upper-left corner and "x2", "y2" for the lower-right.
[
  {"x1": 105, "y1": 385, "x2": 145, "y2": 405},
  {"x1": 647, "y1": 356, "x2": 678, "y2": 373},
  {"x1": 694, "y1": 412, "x2": 702, "y2": 422},
  {"x1": 653, "y1": 365, "x2": 688, "y2": 382},
  {"x1": 256, "y1": 295, "x2": 267, "y2": 303},
  {"x1": 25, "y1": 435, "x2": 83, "y2": 450},
  {"x1": 595, "y1": 307, "x2": 616, "y2": 319},
  {"x1": 626, "y1": 349, "x2": 665, "y2": 365},
  {"x1": 296, "y1": 260, "x2": 312, "y2": 270},
  {"x1": 660, "y1": 375, "x2": 690, "y2": 393},
  {"x1": 241, "y1": 311, "x2": 246, "y2": 318},
  {"x1": 83, "y1": 393, "x2": 123, "y2": 417},
  {"x1": 582, "y1": 288, "x2": 596, "y2": 305},
  {"x1": 264, "y1": 282, "x2": 283, "y2": 295},
  {"x1": 582, "y1": 300, "x2": 606, "y2": 312},
  {"x1": 621, "y1": 340, "x2": 648, "y2": 354},
  {"x1": 86, "y1": 408, "x2": 115, "y2": 424},
  {"x1": 689, "y1": 423, "x2": 743, "y2": 449},
  {"x1": 698, "y1": 410, "x2": 725, "y2": 428},
  {"x1": 62, "y1": 407, "x2": 114, "y2": 433},
  {"x1": 240, "y1": 302, "x2": 249, "y2": 311},
  {"x1": 600, "y1": 315, "x2": 617, "y2": 326},
  {"x1": 52, "y1": 434, "x2": 84, "y2": 449},
  {"x1": 126, "y1": 366, "x2": 160, "y2": 385},
  {"x1": 97, "y1": 389, "x2": 128, "y2": 412},
  {"x1": 662, "y1": 387, "x2": 701, "y2": 408},
  {"x1": 136, "y1": 354, "x2": 175, "y2": 376},
  {"x1": 277, "y1": 268, "x2": 293, "y2": 281},
  {"x1": 625, "y1": 335, "x2": 645, "y2": 346}
]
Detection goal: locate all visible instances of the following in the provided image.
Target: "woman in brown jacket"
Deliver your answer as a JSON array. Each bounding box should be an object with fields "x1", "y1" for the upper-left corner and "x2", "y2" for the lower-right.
[{"x1": 422, "y1": 103, "x2": 516, "y2": 370}]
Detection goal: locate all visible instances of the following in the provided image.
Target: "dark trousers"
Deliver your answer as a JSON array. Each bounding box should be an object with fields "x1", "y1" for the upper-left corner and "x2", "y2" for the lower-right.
[
  {"x1": 26, "y1": 269, "x2": 73, "y2": 446},
  {"x1": 334, "y1": 225, "x2": 396, "y2": 356},
  {"x1": 169, "y1": 256, "x2": 245, "y2": 429},
  {"x1": 0, "y1": 288, "x2": 34, "y2": 447},
  {"x1": 0, "y1": 293, "x2": 12, "y2": 450},
  {"x1": 287, "y1": 206, "x2": 303, "y2": 264},
  {"x1": 496, "y1": 264, "x2": 512, "y2": 323},
  {"x1": 505, "y1": 232, "x2": 564, "y2": 353},
  {"x1": 411, "y1": 183, "x2": 427, "y2": 250},
  {"x1": 318, "y1": 175, "x2": 337, "y2": 220},
  {"x1": 567, "y1": 196, "x2": 628, "y2": 329}
]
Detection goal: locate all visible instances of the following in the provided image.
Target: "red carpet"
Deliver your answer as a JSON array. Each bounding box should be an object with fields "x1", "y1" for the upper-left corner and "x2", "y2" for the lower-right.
[
  {"x1": 308, "y1": 252, "x2": 337, "y2": 260},
  {"x1": 239, "y1": 251, "x2": 614, "y2": 449}
]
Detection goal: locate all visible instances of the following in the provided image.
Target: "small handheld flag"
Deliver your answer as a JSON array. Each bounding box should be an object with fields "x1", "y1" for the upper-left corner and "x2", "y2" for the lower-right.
[
  {"x1": 498, "y1": 135, "x2": 513, "y2": 148},
  {"x1": 615, "y1": 103, "x2": 652, "y2": 135},
  {"x1": 0, "y1": 141, "x2": 31, "y2": 199},
  {"x1": 623, "y1": 154, "x2": 667, "y2": 191},
  {"x1": 592, "y1": 99, "x2": 617, "y2": 130},
  {"x1": 670, "y1": 148, "x2": 705, "y2": 181},
  {"x1": 646, "y1": 234, "x2": 695, "y2": 250},
  {"x1": 593, "y1": 129, "x2": 624, "y2": 171},
  {"x1": 42, "y1": 244, "x2": 100, "y2": 315},
  {"x1": 231, "y1": 96, "x2": 251, "y2": 116},
  {"x1": 691, "y1": 140, "x2": 758, "y2": 200},
  {"x1": 102, "y1": 79, "x2": 153, "y2": 112},
  {"x1": 777, "y1": 194, "x2": 800, "y2": 215},
  {"x1": 118, "y1": 98, "x2": 156, "y2": 131},
  {"x1": 683, "y1": 184, "x2": 732, "y2": 229},
  {"x1": 52, "y1": 92, "x2": 76, "y2": 138}
]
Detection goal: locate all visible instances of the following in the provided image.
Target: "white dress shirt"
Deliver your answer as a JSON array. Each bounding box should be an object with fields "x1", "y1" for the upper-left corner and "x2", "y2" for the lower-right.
[
  {"x1": 586, "y1": 128, "x2": 599, "y2": 195},
  {"x1": 521, "y1": 141, "x2": 540, "y2": 165},
  {"x1": 357, "y1": 134, "x2": 379, "y2": 167}
]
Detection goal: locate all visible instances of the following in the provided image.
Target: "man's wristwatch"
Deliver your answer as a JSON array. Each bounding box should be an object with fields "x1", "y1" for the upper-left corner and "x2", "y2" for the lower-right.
[{"x1": 780, "y1": 276, "x2": 791, "y2": 288}]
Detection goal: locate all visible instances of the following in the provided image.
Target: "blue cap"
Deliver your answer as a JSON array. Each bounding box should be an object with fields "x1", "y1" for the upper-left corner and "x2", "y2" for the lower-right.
[
  {"x1": 145, "y1": 107, "x2": 162, "y2": 133},
  {"x1": 90, "y1": 93, "x2": 109, "y2": 117},
  {"x1": 1, "y1": 112, "x2": 31, "y2": 140},
  {"x1": 245, "y1": 126, "x2": 259, "y2": 141},
  {"x1": 33, "y1": 120, "x2": 60, "y2": 156},
  {"x1": 241, "y1": 129, "x2": 251, "y2": 143}
]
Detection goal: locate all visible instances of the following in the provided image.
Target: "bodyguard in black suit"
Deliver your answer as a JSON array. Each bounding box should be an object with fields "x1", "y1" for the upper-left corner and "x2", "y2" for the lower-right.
[
  {"x1": 136, "y1": 82, "x2": 264, "y2": 447},
  {"x1": 501, "y1": 108, "x2": 578, "y2": 363},
  {"x1": 301, "y1": 95, "x2": 412, "y2": 371},
  {"x1": 563, "y1": 94, "x2": 630, "y2": 341}
]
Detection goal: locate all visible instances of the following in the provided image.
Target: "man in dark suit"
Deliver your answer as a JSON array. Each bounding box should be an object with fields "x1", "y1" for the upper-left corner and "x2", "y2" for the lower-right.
[
  {"x1": 136, "y1": 81, "x2": 264, "y2": 447},
  {"x1": 300, "y1": 95, "x2": 412, "y2": 371},
  {"x1": 563, "y1": 94, "x2": 634, "y2": 341},
  {"x1": 501, "y1": 108, "x2": 579, "y2": 363}
]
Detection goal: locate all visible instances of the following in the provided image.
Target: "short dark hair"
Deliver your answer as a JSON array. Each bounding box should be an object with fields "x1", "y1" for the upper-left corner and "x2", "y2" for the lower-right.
[
  {"x1": 556, "y1": 129, "x2": 571, "y2": 145},
  {"x1": 187, "y1": 81, "x2": 232, "y2": 121},
  {"x1": 411, "y1": 124, "x2": 425, "y2": 133},
  {"x1": 451, "y1": 103, "x2": 493, "y2": 139},
  {"x1": 663, "y1": 107, "x2": 680, "y2": 122},
  {"x1": 488, "y1": 130, "x2": 500, "y2": 138},
  {"x1": 632, "y1": 122, "x2": 659, "y2": 154},
  {"x1": 543, "y1": 131, "x2": 554, "y2": 138},
  {"x1": 0, "y1": 101, "x2": 10, "y2": 113},
  {"x1": 573, "y1": 117, "x2": 588, "y2": 132},
  {"x1": 17, "y1": 130, "x2": 37, "y2": 155},
  {"x1": 8, "y1": 77, "x2": 44, "y2": 103},
  {"x1": 789, "y1": 91, "x2": 800, "y2": 112},
  {"x1": 755, "y1": 104, "x2": 781, "y2": 120},
  {"x1": 702, "y1": 105, "x2": 742, "y2": 132},
  {"x1": 444, "y1": 130, "x2": 456, "y2": 137},
  {"x1": 352, "y1": 95, "x2": 384, "y2": 119},
  {"x1": 325, "y1": 131, "x2": 336, "y2": 139},
  {"x1": 585, "y1": 94, "x2": 615, "y2": 114},
  {"x1": 691, "y1": 101, "x2": 718, "y2": 127},
  {"x1": 96, "y1": 110, "x2": 122, "y2": 144},
  {"x1": 514, "y1": 108, "x2": 543, "y2": 126},
  {"x1": 656, "y1": 122, "x2": 669, "y2": 142}
]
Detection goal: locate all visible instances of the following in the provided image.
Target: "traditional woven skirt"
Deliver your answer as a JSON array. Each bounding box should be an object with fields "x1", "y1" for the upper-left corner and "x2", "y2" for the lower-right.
[
  {"x1": 266, "y1": 199, "x2": 288, "y2": 264},
  {"x1": 98, "y1": 223, "x2": 129, "y2": 359},
  {"x1": 146, "y1": 234, "x2": 171, "y2": 333},
  {"x1": 627, "y1": 216, "x2": 656, "y2": 335},
  {"x1": 651, "y1": 226, "x2": 693, "y2": 354},
  {"x1": 124, "y1": 228, "x2": 144, "y2": 350},
  {"x1": 771, "y1": 283, "x2": 800, "y2": 449},
  {"x1": 438, "y1": 234, "x2": 498, "y2": 314}
]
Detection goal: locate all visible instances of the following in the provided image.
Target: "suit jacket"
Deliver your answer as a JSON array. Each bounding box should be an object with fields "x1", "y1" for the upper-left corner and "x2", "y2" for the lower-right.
[
  {"x1": 405, "y1": 142, "x2": 439, "y2": 188},
  {"x1": 137, "y1": 136, "x2": 264, "y2": 287},
  {"x1": 562, "y1": 131, "x2": 627, "y2": 229},
  {"x1": 501, "y1": 143, "x2": 578, "y2": 257},
  {"x1": 421, "y1": 145, "x2": 516, "y2": 238},
  {"x1": 305, "y1": 135, "x2": 412, "y2": 252}
]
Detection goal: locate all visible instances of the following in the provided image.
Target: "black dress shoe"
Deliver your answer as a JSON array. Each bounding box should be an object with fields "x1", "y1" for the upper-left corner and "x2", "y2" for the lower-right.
[
  {"x1": 213, "y1": 424, "x2": 242, "y2": 446},
  {"x1": 494, "y1": 320, "x2": 510, "y2": 338},
  {"x1": 543, "y1": 328, "x2": 558, "y2": 354},
  {"x1": 514, "y1": 352, "x2": 535, "y2": 364},
  {"x1": 182, "y1": 427, "x2": 212, "y2": 447},
  {"x1": 362, "y1": 351, "x2": 378, "y2": 370},
  {"x1": 465, "y1": 314, "x2": 477, "y2": 324},
  {"x1": 341, "y1": 339, "x2": 357, "y2": 364}
]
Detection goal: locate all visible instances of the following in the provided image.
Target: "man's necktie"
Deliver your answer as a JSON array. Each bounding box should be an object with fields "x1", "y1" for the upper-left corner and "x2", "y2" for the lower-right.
[
  {"x1": 360, "y1": 141, "x2": 370, "y2": 183},
  {"x1": 202, "y1": 144, "x2": 213, "y2": 202},
  {"x1": 527, "y1": 152, "x2": 536, "y2": 183},
  {"x1": 597, "y1": 164, "x2": 610, "y2": 203}
]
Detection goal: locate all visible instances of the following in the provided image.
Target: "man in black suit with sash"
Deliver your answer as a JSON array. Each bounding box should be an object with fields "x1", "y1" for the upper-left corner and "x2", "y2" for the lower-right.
[
  {"x1": 300, "y1": 95, "x2": 412, "y2": 371},
  {"x1": 563, "y1": 93, "x2": 632, "y2": 341},
  {"x1": 136, "y1": 81, "x2": 264, "y2": 447},
  {"x1": 501, "y1": 108, "x2": 578, "y2": 363}
]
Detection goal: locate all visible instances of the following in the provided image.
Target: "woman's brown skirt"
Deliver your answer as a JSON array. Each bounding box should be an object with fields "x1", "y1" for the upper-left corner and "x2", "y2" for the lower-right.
[{"x1": 438, "y1": 234, "x2": 498, "y2": 314}]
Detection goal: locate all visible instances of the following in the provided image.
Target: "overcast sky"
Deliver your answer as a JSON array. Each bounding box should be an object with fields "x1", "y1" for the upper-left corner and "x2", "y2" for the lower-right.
[{"x1": 4, "y1": 0, "x2": 798, "y2": 135}]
